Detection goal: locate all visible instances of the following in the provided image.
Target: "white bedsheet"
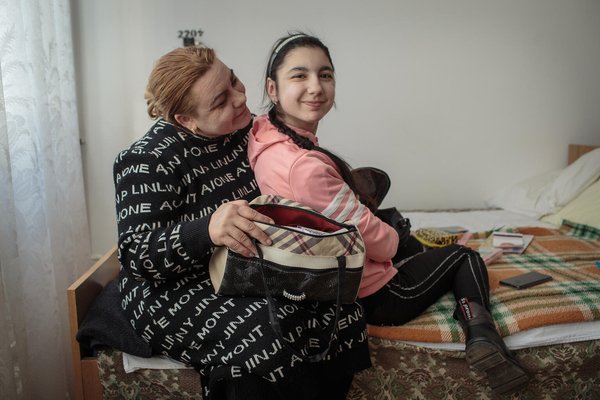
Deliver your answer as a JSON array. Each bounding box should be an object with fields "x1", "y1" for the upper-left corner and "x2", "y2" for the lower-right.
[
  {"x1": 403, "y1": 209, "x2": 556, "y2": 232},
  {"x1": 400, "y1": 321, "x2": 600, "y2": 352}
]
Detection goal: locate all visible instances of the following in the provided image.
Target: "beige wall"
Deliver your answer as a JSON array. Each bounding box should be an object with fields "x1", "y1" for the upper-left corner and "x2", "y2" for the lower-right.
[{"x1": 71, "y1": 0, "x2": 600, "y2": 257}]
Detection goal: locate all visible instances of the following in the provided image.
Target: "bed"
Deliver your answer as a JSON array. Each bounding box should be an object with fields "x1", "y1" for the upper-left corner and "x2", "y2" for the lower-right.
[{"x1": 68, "y1": 144, "x2": 600, "y2": 399}]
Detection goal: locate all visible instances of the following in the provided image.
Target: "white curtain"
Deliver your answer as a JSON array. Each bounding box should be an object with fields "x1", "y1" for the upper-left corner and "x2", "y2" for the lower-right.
[{"x1": 0, "y1": 0, "x2": 92, "y2": 398}]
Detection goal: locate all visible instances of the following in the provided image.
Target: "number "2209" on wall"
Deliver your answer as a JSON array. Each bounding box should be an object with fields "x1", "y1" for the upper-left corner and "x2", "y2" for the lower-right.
[{"x1": 177, "y1": 30, "x2": 204, "y2": 38}]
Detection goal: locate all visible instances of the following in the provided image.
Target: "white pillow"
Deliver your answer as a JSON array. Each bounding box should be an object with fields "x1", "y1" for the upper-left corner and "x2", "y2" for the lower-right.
[
  {"x1": 486, "y1": 170, "x2": 561, "y2": 217},
  {"x1": 487, "y1": 147, "x2": 600, "y2": 217},
  {"x1": 541, "y1": 178, "x2": 600, "y2": 229},
  {"x1": 547, "y1": 147, "x2": 600, "y2": 206}
]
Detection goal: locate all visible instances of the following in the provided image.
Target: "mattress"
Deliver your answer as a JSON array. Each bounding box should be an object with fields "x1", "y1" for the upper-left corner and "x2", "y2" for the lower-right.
[{"x1": 123, "y1": 209, "x2": 600, "y2": 371}]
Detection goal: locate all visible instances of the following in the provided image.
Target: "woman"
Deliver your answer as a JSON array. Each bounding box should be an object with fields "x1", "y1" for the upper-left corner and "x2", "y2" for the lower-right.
[
  {"x1": 114, "y1": 45, "x2": 370, "y2": 400},
  {"x1": 247, "y1": 32, "x2": 529, "y2": 395}
]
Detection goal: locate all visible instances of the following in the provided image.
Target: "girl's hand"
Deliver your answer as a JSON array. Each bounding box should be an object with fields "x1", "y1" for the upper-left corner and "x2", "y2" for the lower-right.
[{"x1": 208, "y1": 200, "x2": 274, "y2": 257}]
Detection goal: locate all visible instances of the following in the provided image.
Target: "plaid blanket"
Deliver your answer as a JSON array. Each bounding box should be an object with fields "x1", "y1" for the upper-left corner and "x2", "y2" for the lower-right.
[{"x1": 368, "y1": 220, "x2": 600, "y2": 342}]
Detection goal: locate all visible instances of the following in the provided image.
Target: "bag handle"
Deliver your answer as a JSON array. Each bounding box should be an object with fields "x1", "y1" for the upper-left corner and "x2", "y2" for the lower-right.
[{"x1": 255, "y1": 243, "x2": 344, "y2": 363}]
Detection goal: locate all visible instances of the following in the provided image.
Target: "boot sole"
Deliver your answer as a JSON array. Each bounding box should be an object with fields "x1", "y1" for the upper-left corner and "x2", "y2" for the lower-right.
[{"x1": 466, "y1": 340, "x2": 529, "y2": 395}]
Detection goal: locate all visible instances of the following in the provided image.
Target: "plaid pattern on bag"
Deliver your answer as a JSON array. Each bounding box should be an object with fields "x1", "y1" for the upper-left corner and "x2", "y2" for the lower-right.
[{"x1": 260, "y1": 224, "x2": 365, "y2": 256}]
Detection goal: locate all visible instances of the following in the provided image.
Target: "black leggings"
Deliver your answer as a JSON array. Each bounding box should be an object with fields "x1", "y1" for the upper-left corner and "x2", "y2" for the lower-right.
[{"x1": 361, "y1": 237, "x2": 490, "y2": 326}]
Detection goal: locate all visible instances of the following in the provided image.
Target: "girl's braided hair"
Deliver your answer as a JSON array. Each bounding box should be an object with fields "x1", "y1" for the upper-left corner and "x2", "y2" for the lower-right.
[{"x1": 267, "y1": 108, "x2": 363, "y2": 199}]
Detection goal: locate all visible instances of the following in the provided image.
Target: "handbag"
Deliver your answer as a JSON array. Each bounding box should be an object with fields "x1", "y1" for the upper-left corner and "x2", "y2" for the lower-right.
[
  {"x1": 209, "y1": 194, "x2": 365, "y2": 303},
  {"x1": 208, "y1": 194, "x2": 365, "y2": 362},
  {"x1": 375, "y1": 207, "x2": 411, "y2": 245}
]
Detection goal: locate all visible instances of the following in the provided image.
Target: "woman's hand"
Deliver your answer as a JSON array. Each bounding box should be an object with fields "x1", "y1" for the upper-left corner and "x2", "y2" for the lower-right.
[{"x1": 208, "y1": 200, "x2": 274, "y2": 257}]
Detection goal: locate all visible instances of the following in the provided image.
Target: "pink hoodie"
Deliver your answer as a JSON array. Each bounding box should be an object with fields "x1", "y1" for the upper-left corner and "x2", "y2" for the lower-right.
[{"x1": 248, "y1": 114, "x2": 399, "y2": 298}]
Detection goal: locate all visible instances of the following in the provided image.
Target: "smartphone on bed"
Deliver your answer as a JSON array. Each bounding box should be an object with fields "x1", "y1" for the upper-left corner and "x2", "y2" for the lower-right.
[{"x1": 500, "y1": 271, "x2": 553, "y2": 289}]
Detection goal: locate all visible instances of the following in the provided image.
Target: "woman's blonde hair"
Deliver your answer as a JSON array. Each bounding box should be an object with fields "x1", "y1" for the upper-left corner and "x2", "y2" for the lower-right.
[{"x1": 145, "y1": 46, "x2": 215, "y2": 123}]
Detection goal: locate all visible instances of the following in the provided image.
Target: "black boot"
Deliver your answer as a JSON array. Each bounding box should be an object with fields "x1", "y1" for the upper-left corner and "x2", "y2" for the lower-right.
[{"x1": 456, "y1": 299, "x2": 529, "y2": 395}]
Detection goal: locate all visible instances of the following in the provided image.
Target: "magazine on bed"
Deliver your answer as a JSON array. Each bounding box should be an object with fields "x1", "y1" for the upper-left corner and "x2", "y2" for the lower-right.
[
  {"x1": 476, "y1": 231, "x2": 534, "y2": 265},
  {"x1": 491, "y1": 231, "x2": 534, "y2": 253}
]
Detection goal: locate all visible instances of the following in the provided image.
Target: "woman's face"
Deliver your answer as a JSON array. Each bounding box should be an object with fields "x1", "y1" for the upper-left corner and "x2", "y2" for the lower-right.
[
  {"x1": 177, "y1": 58, "x2": 251, "y2": 138},
  {"x1": 267, "y1": 46, "x2": 335, "y2": 133}
]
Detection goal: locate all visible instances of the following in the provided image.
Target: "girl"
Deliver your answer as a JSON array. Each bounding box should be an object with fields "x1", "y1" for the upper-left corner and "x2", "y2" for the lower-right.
[{"x1": 248, "y1": 32, "x2": 529, "y2": 396}]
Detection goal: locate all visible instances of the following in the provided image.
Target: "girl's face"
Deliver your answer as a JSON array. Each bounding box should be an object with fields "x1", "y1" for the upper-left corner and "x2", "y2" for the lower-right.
[
  {"x1": 267, "y1": 46, "x2": 335, "y2": 133},
  {"x1": 175, "y1": 58, "x2": 251, "y2": 138}
]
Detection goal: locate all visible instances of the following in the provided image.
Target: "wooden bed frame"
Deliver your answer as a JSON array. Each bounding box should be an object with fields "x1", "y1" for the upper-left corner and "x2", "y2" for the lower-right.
[
  {"x1": 68, "y1": 246, "x2": 119, "y2": 400},
  {"x1": 68, "y1": 144, "x2": 599, "y2": 400},
  {"x1": 568, "y1": 143, "x2": 598, "y2": 165}
]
